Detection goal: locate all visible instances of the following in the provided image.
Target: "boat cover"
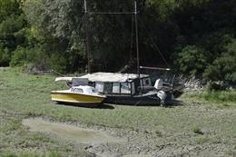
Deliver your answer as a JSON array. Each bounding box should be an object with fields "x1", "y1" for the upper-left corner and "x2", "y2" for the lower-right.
[
  {"x1": 79, "y1": 72, "x2": 149, "y2": 82},
  {"x1": 55, "y1": 72, "x2": 149, "y2": 83}
]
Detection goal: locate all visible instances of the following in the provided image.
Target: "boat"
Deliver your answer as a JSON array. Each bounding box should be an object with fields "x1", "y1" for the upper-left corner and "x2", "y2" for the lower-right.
[
  {"x1": 51, "y1": 85, "x2": 106, "y2": 106},
  {"x1": 51, "y1": 0, "x2": 180, "y2": 106},
  {"x1": 55, "y1": 72, "x2": 172, "y2": 105}
]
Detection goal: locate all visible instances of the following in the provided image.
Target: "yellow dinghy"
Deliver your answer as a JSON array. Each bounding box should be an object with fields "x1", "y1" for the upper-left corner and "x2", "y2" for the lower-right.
[{"x1": 51, "y1": 85, "x2": 106, "y2": 106}]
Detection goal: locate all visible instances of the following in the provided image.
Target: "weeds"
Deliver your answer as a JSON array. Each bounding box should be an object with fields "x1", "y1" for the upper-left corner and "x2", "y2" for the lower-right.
[
  {"x1": 1, "y1": 68, "x2": 236, "y2": 156},
  {"x1": 184, "y1": 90, "x2": 236, "y2": 108},
  {"x1": 195, "y1": 137, "x2": 209, "y2": 145},
  {"x1": 0, "y1": 151, "x2": 61, "y2": 157},
  {"x1": 192, "y1": 125, "x2": 204, "y2": 135}
]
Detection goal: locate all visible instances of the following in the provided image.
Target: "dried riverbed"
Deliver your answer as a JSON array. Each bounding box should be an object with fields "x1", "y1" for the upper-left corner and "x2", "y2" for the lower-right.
[
  {"x1": 1, "y1": 68, "x2": 236, "y2": 157},
  {"x1": 21, "y1": 101, "x2": 236, "y2": 157}
]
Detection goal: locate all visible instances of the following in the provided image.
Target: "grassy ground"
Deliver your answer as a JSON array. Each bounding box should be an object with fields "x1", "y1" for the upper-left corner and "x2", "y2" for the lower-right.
[
  {"x1": 0, "y1": 68, "x2": 236, "y2": 156},
  {"x1": 183, "y1": 90, "x2": 236, "y2": 108}
]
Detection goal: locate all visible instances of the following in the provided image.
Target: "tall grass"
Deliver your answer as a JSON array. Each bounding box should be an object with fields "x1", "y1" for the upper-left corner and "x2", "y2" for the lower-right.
[
  {"x1": 201, "y1": 91, "x2": 236, "y2": 103},
  {"x1": 185, "y1": 90, "x2": 236, "y2": 107}
]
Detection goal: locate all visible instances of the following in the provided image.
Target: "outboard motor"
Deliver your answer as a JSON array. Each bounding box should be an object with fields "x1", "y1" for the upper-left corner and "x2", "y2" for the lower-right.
[
  {"x1": 154, "y1": 79, "x2": 163, "y2": 90},
  {"x1": 157, "y1": 90, "x2": 167, "y2": 102},
  {"x1": 154, "y1": 79, "x2": 173, "y2": 105}
]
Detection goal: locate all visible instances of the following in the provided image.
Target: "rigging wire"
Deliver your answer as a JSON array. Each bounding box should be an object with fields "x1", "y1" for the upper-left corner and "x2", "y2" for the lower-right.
[
  {"x1": 66, "y1": 14, "x2": 86, "y2": 52},
  {"x1": 85, "y1": 0, "x2": 135, "y2": 15},
  {"x1": 88, "y1": 11, "x2": 134, "y2": 15},
  {"x1": 83, "y1": 0, "x2": 170, "y2": 69},
  {"x1": 139, "y1": 18, "x2": 170, "y2": 68}
]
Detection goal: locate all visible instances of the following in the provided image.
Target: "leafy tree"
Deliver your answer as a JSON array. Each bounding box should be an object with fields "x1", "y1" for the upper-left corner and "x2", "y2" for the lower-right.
[
  {"x1": 0, "y1": 0, "x2": 27, "y2": 66},
  {"x1": 177, "y1": 45, "x2": 208, "y2": 76},
  {"x1": 204, "y1": 39, "x2": 236, "y2": 85}
]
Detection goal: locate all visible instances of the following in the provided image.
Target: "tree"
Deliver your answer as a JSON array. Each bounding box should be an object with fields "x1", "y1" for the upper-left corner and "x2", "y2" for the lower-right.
[
  {"x1": 0, "y1": 0, "x2": 26, "y2": 66},
  {"x1": 204, "y1": 39, "x2": 236, "y2": 85},
  {"x1": 177, "y1": 45, "x2": 208, "y2": 76}
]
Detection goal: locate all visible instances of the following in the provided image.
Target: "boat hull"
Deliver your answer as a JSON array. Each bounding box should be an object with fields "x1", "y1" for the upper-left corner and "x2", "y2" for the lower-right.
[
  {"x1": 51, "y1": 92, "x2": 105, "y2": 105},
  {"x1": 104, "y1": 94, "x2": 161, "y2": 105}
]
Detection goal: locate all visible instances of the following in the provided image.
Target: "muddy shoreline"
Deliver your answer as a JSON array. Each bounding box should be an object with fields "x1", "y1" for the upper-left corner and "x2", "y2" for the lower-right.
[{"x1": 21, "y1": 106, "x2": 236, "y2": 157}]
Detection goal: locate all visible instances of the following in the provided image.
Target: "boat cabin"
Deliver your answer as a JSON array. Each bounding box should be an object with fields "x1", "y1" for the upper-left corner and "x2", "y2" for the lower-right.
[
  {"x1": 78, "y1": 72, "x2": 152, "y2": 96},
  {"x1": 70, "y1": 86, "x2": 99, "y2": 95}
]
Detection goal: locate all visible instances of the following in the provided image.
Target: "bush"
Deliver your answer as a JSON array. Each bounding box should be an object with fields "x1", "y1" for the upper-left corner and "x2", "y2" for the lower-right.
[
  {"x1": 10, "y1": 46, "x2": 49, "y2": 72},
  {"x1": 204, "y1": 39, "x2": 236, "y2": 85},
  {"x1": 203, "y1": 91, "x2": 236, "y2": 103},
  {"x1": 49, "y1": 53, "x2": 68, "y2": 74},
  {"x1": 192, "y1": 125, "x2": 204, "y2": 135},
  {"x1": 0, "y1": 47, "x2": 11, "y2": 66},
  {"x1": 10, "y1": 47, "x2": 27, "y2": 66},
  {"x1": 177, "y1": 45, "x2": 208, "y2": 76}
]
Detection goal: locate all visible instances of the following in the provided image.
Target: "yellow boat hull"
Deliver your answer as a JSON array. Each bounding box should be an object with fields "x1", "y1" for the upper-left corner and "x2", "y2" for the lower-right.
[{"x1": 51, "y1": 92, "x2": 105, "y2": 105}]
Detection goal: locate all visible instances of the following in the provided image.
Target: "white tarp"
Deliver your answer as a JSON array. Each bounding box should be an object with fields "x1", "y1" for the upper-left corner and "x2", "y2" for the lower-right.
[
  {"x1": 79, "y1": 72, "x2": 149, "y2": 82},
  {"x1": 55, "y1": 77, "x2": 75, "y2": 82},
  {"x1": 55, "y1": 72, "x2": 149, "y2": 83}
]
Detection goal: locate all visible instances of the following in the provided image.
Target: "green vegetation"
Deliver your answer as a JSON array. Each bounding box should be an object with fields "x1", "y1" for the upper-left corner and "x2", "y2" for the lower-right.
[
  {"x1": 184, "y1": 90, "x2": 236, "y2": 107},
  {"x1": 0, "y1": 0, "x2": 236, "y2": 85},
  {"x1": 192, "y1": 125, "x2": 204, "y2": 135},
  {"x1": 0, "y1": 68, "x2": 236, "y2": 156},
  {"x1": 0, "y1": 150, "x2": 60, "y2": 157},
  {"x1": 195, "y1": 137, "x2": 210, "y2": 145}
]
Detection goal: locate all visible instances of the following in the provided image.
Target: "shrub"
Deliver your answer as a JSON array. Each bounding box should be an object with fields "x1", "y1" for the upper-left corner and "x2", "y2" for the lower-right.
[
  {"x1": 177, "y1": 45, "x2": 208, "y2": 76},
  {"x1": 0, "y1": 47, "x2": 11, "y2": 66},
  {"x1": 192, "y1": 125, "x2": 204, "y2": 135},
  {"x1": 49, "y1": 53, "x2": 68, "y2": 74},
  {"x1": 10, "y1": 47, "x2": 27, "y2": 66},
  {"x1": 10, "y1": 46, "x2": 49, "y2": 72},
  {"x1": 204, "y1": 39, "x2": 236, "y2": 85}
]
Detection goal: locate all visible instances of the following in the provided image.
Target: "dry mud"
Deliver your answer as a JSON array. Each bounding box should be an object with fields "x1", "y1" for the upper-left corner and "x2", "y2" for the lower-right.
[
  {"x1": 23, "y1": 118, "x2": 124, "y2": 145},
  {"x1": 22, "y1": 107, "x2": 236, "y2": 157}
]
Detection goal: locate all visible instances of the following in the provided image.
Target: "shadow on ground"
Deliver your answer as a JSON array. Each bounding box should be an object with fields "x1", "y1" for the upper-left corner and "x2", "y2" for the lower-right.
[
  {"x1": 55, "y1": 102, "x2": 115, "y2": 109},
  {"x1": 54, "y1": 99, "x2": 184, "y2": 109}
]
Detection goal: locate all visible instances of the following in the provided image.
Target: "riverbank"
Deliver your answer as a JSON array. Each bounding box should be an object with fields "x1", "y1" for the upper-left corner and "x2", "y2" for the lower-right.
[{"x1": 0, "y1": 68, "x2": 236, "y2": 157}]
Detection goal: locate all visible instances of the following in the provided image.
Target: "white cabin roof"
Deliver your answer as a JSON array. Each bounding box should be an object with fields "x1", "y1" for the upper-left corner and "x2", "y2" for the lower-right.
[
  {"x1": 55, "y1": 72, "x2": 149, "y2": 83},
  {"x1": 79, "y1": 72, "x2": 149, "y2": 82}
]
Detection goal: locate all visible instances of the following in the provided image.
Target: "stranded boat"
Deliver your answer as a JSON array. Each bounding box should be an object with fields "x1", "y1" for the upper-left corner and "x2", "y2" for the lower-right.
[
  {"x1": 51, "y1": 85, "x2": 106, "y2": 106},
  {"x1": 56, "y1": 72, "x2": 172, "y2": 105}
]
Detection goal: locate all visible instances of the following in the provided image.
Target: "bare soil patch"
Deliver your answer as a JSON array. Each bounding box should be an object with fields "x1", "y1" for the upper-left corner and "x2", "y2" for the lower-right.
[{"x1": 22, "y1": 118, "x2": 124, "y2": 145}]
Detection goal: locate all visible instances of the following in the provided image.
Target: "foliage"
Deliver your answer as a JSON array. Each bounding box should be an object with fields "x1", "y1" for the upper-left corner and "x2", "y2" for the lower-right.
[
  {"x1": 192, "y1": 125, "x2": 204, "y2": 135},
  {"x1": 0, "y1": 0, "x2": 26, "y2": 66},
  {"x1": 177, "y1": 45, "x2": 208, "y2": 76},
  {"x1": 0, "y1": 46, "x2": 11, "y2": 66},
  {"x1": 0, "y1": 0, "x2": 235, "y2": 85},
  {"x1": 184, "y1": 90, "x2": 236, "y2": 107},
  {"x1": 202, "y1": 91, "x2": 236, "y2": 103},
  {"x1": 204, "y1": 39, "x2": 236, "y2": 85},
  {"x1": 10, "y1": 46, "x2": 48, "y2": 68}
]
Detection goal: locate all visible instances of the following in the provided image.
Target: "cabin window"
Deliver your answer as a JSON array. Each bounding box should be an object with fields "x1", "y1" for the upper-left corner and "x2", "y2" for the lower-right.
[
  {"x1": 131, "y1": 82, "x2": 135, "y2": 95},
  {"x1": 141, "y1": 78, "x2": 151, "y2": 86},
  {"x1": 112, "y1": 83, "x2": 120, "y2": 93},
  {"x1": 95, "y1": 82, "x2": 104, "y2": 93},
  {"x1": 71, "y1": 88, "x2": 83, "y2": 93},
  {"x1": 92, "y1": 89, "x2": 97, "y2": 93},
  {"x1": 121, "y1": 82, "x2": 131, "y2": 94},
  {"x1": 104, "y1": 83, "x2": 113, "y2": 94}
]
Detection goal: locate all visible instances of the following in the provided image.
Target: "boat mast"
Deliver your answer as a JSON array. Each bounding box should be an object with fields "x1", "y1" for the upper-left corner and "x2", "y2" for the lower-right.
[
  {"x1": 84, "y1": 0, "x2": 91, "y2": 73},
  {"x1": 83, "y1": 0, "x2": 138, "y2": 74},
  {"x1": 134, "y1": 1, "x2": 140, "y2": 78}
]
